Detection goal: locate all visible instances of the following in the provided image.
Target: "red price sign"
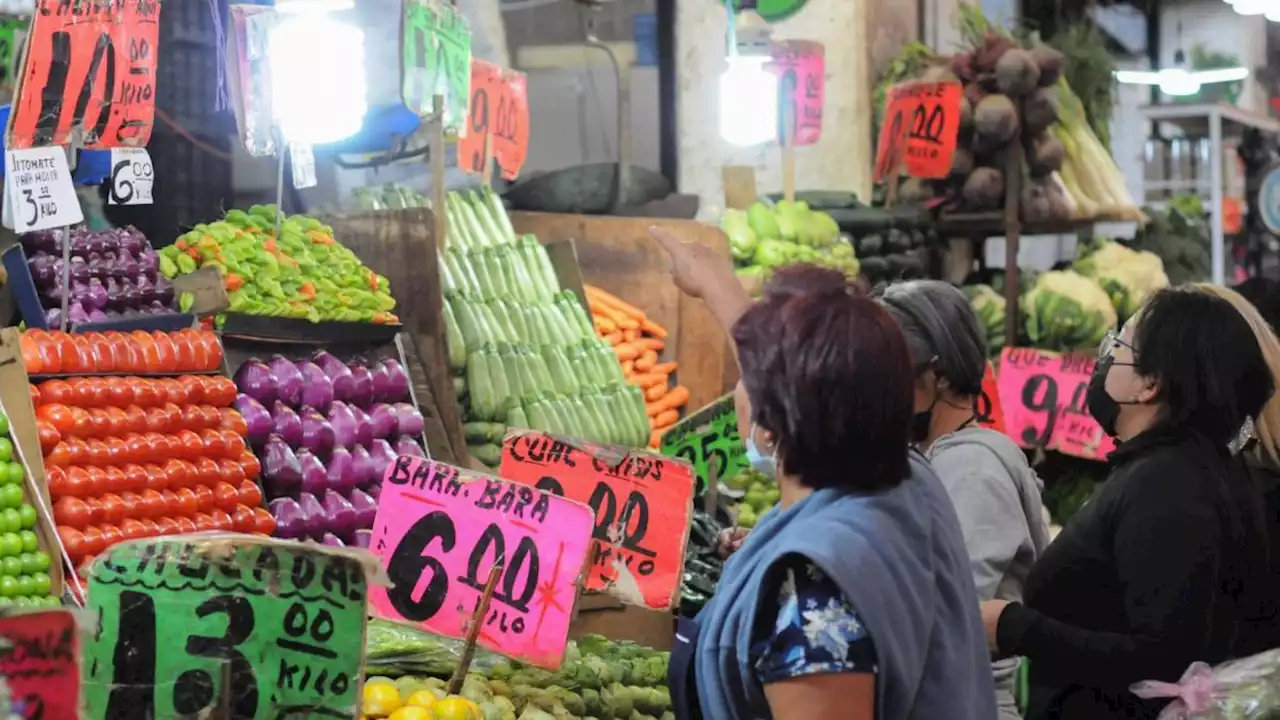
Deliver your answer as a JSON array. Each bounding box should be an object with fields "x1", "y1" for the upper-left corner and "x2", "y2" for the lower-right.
[
  {"x1": 975, "y1": 361, "x2": 1006, "y2": 434},
  {"x1": 499, "y1": 431, "x2": 696, "y2": 611},
  {"x1": 874, "y1": 80, "x2": 962, "y2": 182},
  {"x1": 459, "y1": 59, "x2": 530, "y2": 181},
  {"x1": 8, "y1": 1, "x2": 161, "y2": 149},
  {"x1": 0, "y1": 609, "x2": 81, "y2": 720},
  {"x1": 770, "y1": 40, "x2": 823, "y2": 146},
  {"x1": 996, "y1": 347, "x2": 1116, "y2": 460}
]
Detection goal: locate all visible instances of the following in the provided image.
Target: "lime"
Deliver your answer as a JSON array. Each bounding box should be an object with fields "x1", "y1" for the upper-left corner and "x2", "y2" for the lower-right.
[
  {"x1": 1, "y1": 510, "x2": 22, "y2": 534},
  {"x1": 1, "y1": 557, "x2": 22, "y2": 577},
  {"x1": 17, "y1": 553, "x2": 34, "y2": 574},
  {"x1": 17, "y1": 506, "x2": 34, "y2": 530},
  {"x1": 12, "y1": 596, "x2": 28, "y2": 608},
  {"x1": 0, "y1": 577, "x2": 19, "y2": 597},
  {"x1": 0, "y1": 534, "x2": 24, "y2": 557},
  {"x1": 4, "y1": 462, "x2": 22, "y2": 486},
  {"x1": 28, "y1": 551, "x2": 49, "y2": 572},
  {"x1": 18, "y1": 532, "x2": 37, "y2": 554},
  {"x1": 14, "y1": 576, "x2": 34, "y2": 597},
  {"x1": 0, "y1": 439, "x2": 13, "y2": 464},
  {"x1": 0, "y1": 412, "x2": 10, "y2": 437},
  {"x1": 0, "y1": 485, "x2": 23, "y2": 510},
  {"x1": 29, "y1": 573, "x2": 49, "y2": 596}
]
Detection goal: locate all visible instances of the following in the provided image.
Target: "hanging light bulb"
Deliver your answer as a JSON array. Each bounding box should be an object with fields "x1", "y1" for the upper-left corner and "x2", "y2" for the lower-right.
[
  {"x1": 718, "y1": 1, "x2": 777, "y2": 146},
  {"x1": 1114, "y1": 48, "x2": 1249, "y2": 97},
  {"x1": 269, "y1": 6, "x2": 368, "y2": 145},
  {"x1": 1231, "y1": 0, "x2": 1267, "y2": 15}
]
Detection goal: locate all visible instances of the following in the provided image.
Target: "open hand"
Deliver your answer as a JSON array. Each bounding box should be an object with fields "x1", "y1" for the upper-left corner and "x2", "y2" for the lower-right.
[
  {"x1": 648, "y1": 226, "x2": 735, "y2": 300},
  {"x1": 716, "y1": 527, "x2": 750, "y2": 559}
]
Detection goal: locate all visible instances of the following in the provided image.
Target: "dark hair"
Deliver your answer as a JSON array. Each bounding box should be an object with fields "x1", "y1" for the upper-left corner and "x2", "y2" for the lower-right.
[
  {"x1": 732, "y1": 264, "x2": 913, "y2": 491},
  {"x1": 1133, "y1": 287, "x2": 1275, "y2": 446},
  {"x1": 880, "y1": 280, "x2": 987, "y2": 395},
  {"x1": 1233, "y1": 278, "x2": 1280, "y2": 331}
]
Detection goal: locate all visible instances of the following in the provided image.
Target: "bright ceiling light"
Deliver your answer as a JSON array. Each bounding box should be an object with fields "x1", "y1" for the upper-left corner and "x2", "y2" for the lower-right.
[
  {"x1": 720, "y1": 55, "x2": 778, "y2": 146},
  {"x1": 269, "y1": 13, "x2": 369, "y2": 144},
  {"x1": 1114, "y1": 66, "x2": 1249, "y2": 96},
  {"x1": 274, "y1": 0, "x2": 354, "y2": 13},
  {"x1": 1231, "y1": 0, "x2": 1267, "y2": 14}
]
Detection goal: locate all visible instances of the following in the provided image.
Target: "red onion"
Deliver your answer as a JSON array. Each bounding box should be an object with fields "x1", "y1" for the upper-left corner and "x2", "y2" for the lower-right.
[
  {"x1": 297, "y1": 449, "x2": 328, "y2": 496},
  {"x1": 376, "y1": 358, "x2": 412, "y2": 403},
  {"x1": 270, "y1": 497, "x2": 306, "y2": 539},
  {"x1": 297, "y1": 492, "x2": 327, "y2": 540},
  {"x1": 269, "y1": 355, "x2": 304, "y2": 407},
  {"x1": 271, "y1": 402, "x2": 304, "y2": 448},
  {"x1": 368, "y1": 439, "x2": 396, "y2": 481},
  {"x1": 300, "y1": 407, "x2": 335, "y2": 455},
  {"x1": 350, "y1": 445, "x2": 376, "y2": 487},
  {"x1": 350, "y1": 405, "x2": 374, "y2": 447},
  {"x1": 313, "y1": 351, "x2": 355, "y2": 403},
  {"x1": 297, "y1": 361, "x2": 334, "y2": 413},
  {"x1": 234, "y1": 359, "x2": 277, "y2": 406},
  {"x1": 349, "y1": 488, "x2": 377, "y2": 528},
  {"x1": 348, "y1": 362, "x2": 375, "y2": 408},
  {"x1": 320, "y1": 533, "x2": 346, "y2": 548},
  {"x1": 394, "y1": 436, "x2": 427, "y2": 459},
  {"x1": 391, "y1": 403, "x2": 425, "y2": 437},
  {"x1": 233, "y1": 394, "x2": 273, "y2": 446},
  {"x1": 262, "y1": 435, "x2": 302, "y2": 496},
  {"x1": 325, "y1": 447, "x2": 357, "y2": 494},
  {"x1": 368, "y1": 403, "x2": 398, "y2": 440},
  {"x1": 353, "y1": 529, "x2": 372, "y2": 549},
  {"x1": 328, "y1": 401, "x2": 359, "y2": 447},
  {"x1": 323, "y1": 490, "x2": 358, "y2": 536}
]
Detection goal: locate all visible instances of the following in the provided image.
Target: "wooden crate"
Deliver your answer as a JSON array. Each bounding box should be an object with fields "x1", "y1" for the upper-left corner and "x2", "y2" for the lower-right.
[{"x1": 510, "y1": 212, "x2": 737, "y2": 410}]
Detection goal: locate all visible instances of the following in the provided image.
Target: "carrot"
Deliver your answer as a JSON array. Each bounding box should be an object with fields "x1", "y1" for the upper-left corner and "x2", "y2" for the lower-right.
[
  {"x1": 650, "y1": 361, "x2": 677, "y2": 376},
  {"x1": 633, "y1": 338, "x2": 665, "y2": 353},
  {"x1": 644, "y1": 383, "x2": 667, "y2": 401},
  {"x1": 634, "y1": 349, "x2": 658, "y2": 372},
  {"x1": 586, "y1": 285, "x2": 647, "y2": 320},
  {"x1": 647, "y1": 385, "x2": 690, "y2": 416},
  {"x1": 628, "y1": 372, "x2": 669, "y2": 390},
  {"x1": 613, "y1": 343, "x2": 641, "y2": 362},
  {"x1": 652, "y1": 409, "x2": 680, "y2": 429},
  {"x1": 604, "y1": 331, "x2": 624, "y2": 346},
  {"x1": 621, "y1": 360, "x2": 635, "y2": 376},
  {"x1": 622, "y1": 329, "x2": 639, "y2": 343},
  {"x1": 649, "y1": 430, "x2": 664, "y2": 448},
  {"x1": 640, "y1": 317, "x2": 668, "y2": 339},
  {"x1": 594, "y1": 315, "x2": 618, "y2": 334},
  {"x1": 591, "y1": 301, "x2": 640, "y2": 331}
]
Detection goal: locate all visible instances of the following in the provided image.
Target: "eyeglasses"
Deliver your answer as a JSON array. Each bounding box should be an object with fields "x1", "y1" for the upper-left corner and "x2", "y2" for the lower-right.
[{"x1": 1098, "y1": 329, "x2": 1138, "y2": 365}]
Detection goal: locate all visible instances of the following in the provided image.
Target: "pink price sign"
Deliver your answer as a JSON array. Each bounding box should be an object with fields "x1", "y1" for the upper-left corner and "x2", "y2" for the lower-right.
[
  {"x1": 996, "y1": 347, "x2": 1117, "y2": 461},
  {"x1": 369, "y1": 457, "x2": 595, "y2": 668},
  {"x1": 771, "y1": 40, "x2": 824, "y2": 146}
]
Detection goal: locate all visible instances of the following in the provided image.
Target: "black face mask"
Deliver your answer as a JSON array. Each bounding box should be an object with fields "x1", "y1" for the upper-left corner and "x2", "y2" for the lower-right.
[
  {"x1": 911, "y1": 400, "x2": 936, "y2": 444},
  {"x1": 1086, "y1": 356, "x2": 1121, "y2": 437}
]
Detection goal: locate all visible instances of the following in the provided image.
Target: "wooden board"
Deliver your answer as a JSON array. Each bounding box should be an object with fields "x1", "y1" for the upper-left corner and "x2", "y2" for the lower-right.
[
  {"x1": 510, "y1": 212, "x2": 735, "y2": 410},
  {"x1": 321, "y1": 208, "x2": 466, "y2": 466}
]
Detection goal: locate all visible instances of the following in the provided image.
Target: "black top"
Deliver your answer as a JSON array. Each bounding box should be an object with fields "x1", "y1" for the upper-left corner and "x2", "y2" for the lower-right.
[
  {"x1": 997, "y1": 425, "x2": 1271, "y2": 720},
  {"x1": 1241, "y1": 447, "x2": 1280, "y2": 655}
]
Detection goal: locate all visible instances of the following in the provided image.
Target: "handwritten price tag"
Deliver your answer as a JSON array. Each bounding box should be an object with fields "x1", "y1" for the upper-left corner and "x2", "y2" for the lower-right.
[
  {"x1": 7, "y1": 0, "x2": 160, "y2": 149},
  {"x1": 996, "y1": 347, "x2": 1116, "y2": 460},
  {"x1": 874, "y1": 80, "x2": 962, "y2": 182},
  {"x1": 459, "y1": 59, "x2": 530, "y2": 181},
  {"x1": 372, "y1": 457, "x2": 593, "y2": 668},
  {"x1": 107, "y1": 147, "x2": 154, "y2": 205},
  {"x1": 0, "y1": 609, "x2": 80, "y2": 720},
  {"x1": 402, "y1": 0, "x2": 471, "y2": 131},
  {"x1": 771, "y1": 40, "x2": 824, "y2": 146},
  {"x1": 976, "y1": 361, "x2": 1006, "y2": 434},
  {"x1": 83, "y1": 535, "x2": 372, "y2": 720},
  {"x1": 500, "y1": 431, "x2": 695, "y2": 611},
  {"x1": 5, "y1": 147, "x2": 82, "y2": 233},
  {"x1": 659, "y1": 394, "x2": 747, "y2": 494}
]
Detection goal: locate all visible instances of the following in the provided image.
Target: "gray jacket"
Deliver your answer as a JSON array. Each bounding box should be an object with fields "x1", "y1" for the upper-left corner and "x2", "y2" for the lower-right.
[{"x1": 926, "y1": 427, "x2": 1050, "y2": 719}]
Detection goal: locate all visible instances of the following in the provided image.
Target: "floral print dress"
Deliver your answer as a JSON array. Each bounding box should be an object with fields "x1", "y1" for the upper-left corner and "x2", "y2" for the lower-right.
[{"x1": 751, "y1": 554, "x2": 878, "y2": 683}]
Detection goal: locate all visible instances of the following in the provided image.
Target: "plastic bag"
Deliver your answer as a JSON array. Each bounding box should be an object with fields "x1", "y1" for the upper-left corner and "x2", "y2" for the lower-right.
[{"x1": 1130, "y1": 648, "x2": 1280, "y2": 719}]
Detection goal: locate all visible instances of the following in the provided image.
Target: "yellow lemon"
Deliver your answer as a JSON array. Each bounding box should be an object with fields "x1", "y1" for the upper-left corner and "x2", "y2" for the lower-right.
[
  {"x1": 431, "y1": 696, "x2": 482, "y2": 720},
  {"x1": 406, "y1": 690, "x2": 441, "y2": 708},
  {"x1": 362, "y1": 681, "x2": 404, "y2": 717},
  {"x1": 388, "y1": 708, "x2": 436, "y2": 720}
]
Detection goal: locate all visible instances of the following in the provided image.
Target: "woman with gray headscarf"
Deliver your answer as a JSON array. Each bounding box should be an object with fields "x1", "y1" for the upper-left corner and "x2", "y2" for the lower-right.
[{"x1": 881, "y1": 280, "x2": 1050, "y2": 720}]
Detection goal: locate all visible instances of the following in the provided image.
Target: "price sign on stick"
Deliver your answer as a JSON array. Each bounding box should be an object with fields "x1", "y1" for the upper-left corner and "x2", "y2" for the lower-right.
[
  {"x1": 659, "y1": 394, "x2": 747, "y2": 496},
  {"x1": 371, "y1": 458, "x2": 593, "y2": 669},
  {"x1": 83, "y1": 534, "x2": 375, "y2": 720},
  {"x1": 289, "y1": 143, "x2": 317, "y2": 190},
  {"x1": 770, "y1": 40, "x2": 824, "y2": 146},
  {"x1": 0, "y1": 609, "x2": 81, "y2": 720},
  {"x1": 874, "y1": 81, "x2": 962, "y2": 182},
  {"x1": 7, "y1": 0, "x2": 161, "y2": 149},
  {"x1": 402, "y1": 0, "x2": 472, "y2": 131},
  {"x1": 5, "y1": 147, "x2": 82, "y2": 232},
  {"x1": 500, "y1": 432, "x2": 696, "y2": 611},
  {"x1": 459, "y1": 59, "x2": 530, "y2": 181},
  {"x1": 107, "y1": 147, "x2": 153, "y2": 205},
  {"x1": 976, "y1": 361, "x2": 1007, "y2": 434},
  {"x1": 996, "y1": 347, "x2": 1116, "y2": 460}
]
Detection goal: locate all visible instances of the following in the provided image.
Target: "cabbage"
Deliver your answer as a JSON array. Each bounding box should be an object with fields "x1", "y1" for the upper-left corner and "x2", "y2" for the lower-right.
[
  {"x1": 1021, "y1": 270, "x2": 1117, "y2": 352},
  {"x1": 1073, "y1": 240, "x2": 1171, "y2": 320},
  {"x1": 963, "y1": 284, "x2": 1007, "y2": 356}
]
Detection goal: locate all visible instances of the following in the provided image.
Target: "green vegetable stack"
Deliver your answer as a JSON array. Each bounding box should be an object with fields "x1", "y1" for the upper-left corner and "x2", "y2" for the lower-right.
[
  {"x1": 158, "y1": 204, "x2": 398, "y2": 324},
  {"x1": 1072, "y1": 239, "x2": 1169, "y2": 321},
  {"x1": 722, "y1": 467, "x2": 780, "y2": 530},
  {"x1": 1020, "y1": 270, "x2": 1117, "y2": 352},
  {"x1": 442, "y1": 189, "x2": 653, "y2": 466},
  {"x1": 350, "y1": 183, "x2": 432, "y2": 211},
  {"x1": 365, "y1": 620, "x2": 675, "y2": 720},
  {"x1": 722, "y1": 200, "x2": 858, "y2": 288},
  {"x1": 962, "y1": 283, "x2": 1007, "y2": 357}
]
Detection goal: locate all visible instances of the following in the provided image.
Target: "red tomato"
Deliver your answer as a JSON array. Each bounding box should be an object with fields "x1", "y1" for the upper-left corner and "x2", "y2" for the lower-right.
[
  {"x1": 145, "y1": 432, "x2": 174, "y2": 459},
  {"x1": 63, "y1": 438, "x2": 89, "y2": 466},
  {"x1": 71, "y1": 377, "x2": 106, "y2": 408},
  {"x1": 199, "y1": 331, "x2": 224, "y2": 371},
  {"x1": 66, "y1": 406, "x2": 93, "y2": 439},
  {"x1": 131, "y1": 378, "x2": 160, "y2": 408},
  {"x1": 172, "y1": 430, "x2": 202, "y2": 460},
  {"x1": 143, "y1": 464, "x2": 169, "y2": 492},
  {"x1": 192, "y1": 485, "x2": 215, "y2": 513},
  {"x1": 85, "y1": 439, "x2": 110, "y2": 466},
  {"x1": 104, "y1": 408, "x2": 129, "y2": 438},
  {"x1": 153, "y1": 332, "x2": 179, "y2": 372},
  {"x1": 211, "y1": 482, "x2": 240, "y2": 512},
  {"x1": 98, "y1": 524, "x2": 125, "y2": 549},
  {"x1": 104, "y1": 434, "x2": 129, "y2": 464},
  {"x1": 36, "y1": 404, "x2": 76, "y2": 435},
  {"x1": 35, "y1": 420, "x2": 61, "y2": 455},
  {"x1": 80, "y1": 526, "x2": 106, "y2": 556},
  {"x1": 172, "y1": 336, "x2": 197, "y2": 376},
  {"x1": 164, "y1": 459, "x2": 195, "y2": 488},
  {"x1": 118, "y1": 519, "x2": 147, "y2": 541},
  {"x1": 236, "y1": 479, "x2": 263, "y2": 507},
  {"x1": 155, "y1": 516, "x2": 180, "y2": 535},
  {"x1": 45, "y1": 442, "x2": 71, "y2": 468},
  {"x1": 218, "y1": 459, "x2": 247, "y2": 487},
  {"x1": 160, "y1": 378, "x2": 187, "y2": 406},
  {"x1": 29, "y1": 384, "x2": 42, "y2": 408},
  {"x1": 117, "y1": 491, "x2": 142, "y2": 517},
  {"x1": 65, "y1": 337, "x2": 95, "y2": 374},
  {"x1": 219, "y1": 408, "x2": 248, "y2": 437},
  {"x1": 109, "y1": 335, "x2": 138, "y2": 373},
  {"x1": 175, "y1": 516, "x2": 198, "y2": 534},
  {"x1": 39, "y1": 380, "x2": 73, "y2": 406},
  {"x1": 102, "y1": 465, "x2": 128, "y2": 494},
  {"x1": 193, "y1": 513, "x2": 217, "y2": 532},
  {"x1": 83, "y1": 466, "x2": 108, "y2": 496},
  {"x1": 139, "y1": 489, "x2": 166, "y2": 519},
  {"x1": 138, "y1": 518, "x2": 160, "y2": 537},
  {"x1": 144, "y1": 407, "x2": 172, "y2": 434},
  {"x1": 180, "y1": 404, "x2": 208, "y2": 432},
  {"x1": 194, "y1": 405, "x2": 219, "y2": 431},
  {"x1": 208, "y1": 509, "x2": 234, "y2": 531},
  {"x1": 121, "y1": 464, "x2": 148, "y2": 492},
  {"x1": 104, "y1": 377, "x2": 133, "y2": 407},
  {"x1": 237, "y1": 452, "x2": 261, "y2": 480},
  {"x1": 96, "y1": 493, "x2": 126, "y2": 524},
  {"x1": 122, "y1": 433, "x2": 148, "y2": 463},
  {"x1": 63, "y1": 467, "x2": 94, "y2": 497},
  {"x1": 123, "y1": 406, "x2": 148, "y2": 435},
  {"x1": 19, "y1": 333, "x2": 45, "y2": 374},
  {"x1": 58, "y1": 526, "x2": 86, "y2": 559},
  {"x1": 46, "y1": 467, "x2": 69, "y2": 497},
  {"x1": 193, "y1": 457, "x2": 221, "y2": 487},
  {"x1": 170, "y1": 488, "x2": 199, "y2": 516},
  {"x1": 221, "y1": 430, "x2": 246, "y2": 459},
  {"x1": 199, "y1": 428, "x2": 227, "y2": 458},
  {"x1": 54, "y1": 497, "x2": 92, "y2": 527},
  {"x1": 130, "y1": 331, "x2": 160, "y2": 368},
  {"x1": 85, "y1": 333, "x2": 115, "y2": 373},
  {"x1": 178, "y1": 375, "x2": 205, "y2": 404},
  {"x1": 86, "y1": 409, "x2": 112, "y2": 439},
  {"x1": 252, "y1": 507, "x2": 277, "y2": 535},
  {"x1": 204, "y1": 376, "x2": 238, "y2": 407},
  {"x1": 232, "y1": 505, "x2": 258, "y2": 533}
]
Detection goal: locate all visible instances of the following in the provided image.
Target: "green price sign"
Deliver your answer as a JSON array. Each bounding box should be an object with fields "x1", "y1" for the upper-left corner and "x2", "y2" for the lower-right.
[
  {"x1": 83, "y1": 535, "x2": 372, "y2": 720},
  {"x1": 731, "y1": 0, "x2": 809, "y2": 22},
  {"x1": 660, "y1": 394, "x2": 748, "y2": 494},
  {"x1": 402, "y1": 0, "x2": 472, "y2": 131}
]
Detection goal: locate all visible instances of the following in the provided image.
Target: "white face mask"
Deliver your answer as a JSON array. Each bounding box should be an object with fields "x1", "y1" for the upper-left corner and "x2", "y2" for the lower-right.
[{"x1": 744, "y1": 424, "x2": 777, "y2": 479}]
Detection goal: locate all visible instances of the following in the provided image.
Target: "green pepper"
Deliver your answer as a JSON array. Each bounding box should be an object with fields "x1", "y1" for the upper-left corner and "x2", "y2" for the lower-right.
[
  {"x1": 176, "y1": 254, "x2": 198, "y2": 274},
  {"x1": 752, "y1": 239, "x2": 790, "y2": 268}
]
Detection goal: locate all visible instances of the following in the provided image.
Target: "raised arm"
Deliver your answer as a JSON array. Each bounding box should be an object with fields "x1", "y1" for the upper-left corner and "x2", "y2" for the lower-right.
[{"x1": 648, "y1": 227, "x2": 752, "y2": 356}]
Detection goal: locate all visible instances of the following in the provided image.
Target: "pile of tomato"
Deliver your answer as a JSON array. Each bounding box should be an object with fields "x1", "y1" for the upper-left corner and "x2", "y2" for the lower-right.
[
  {"x1": 19, "y1": 328, "x2": 224, "y2": 375},
  {"x1": 33, "y1": 373, "x2": 276, "y2": 568}
]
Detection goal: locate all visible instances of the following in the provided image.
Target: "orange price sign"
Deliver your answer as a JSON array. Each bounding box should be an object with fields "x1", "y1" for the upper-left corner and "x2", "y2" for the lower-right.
[
  {"x1": 874, "y1": 80, "x2": 962, "y2": 182},
  {"x1": 499, "y1": 430, "x2": 696, "y2": 610},
  {"x1": 8, "y1": 1, "x2": 161, "y2": 149},
  {"x1": 770, "y1": 40, "x2": 823, "y2": 146},
  {"x1": 975, "y1": 361, "x2": 1006, "y2": 434},
  {"x1": 459, "y1": 59, "x2": 530, "y2": 181}
]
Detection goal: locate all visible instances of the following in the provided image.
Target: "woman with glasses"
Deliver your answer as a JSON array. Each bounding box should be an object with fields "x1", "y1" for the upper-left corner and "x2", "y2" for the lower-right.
[{"x1": 980, "y1": 288, "x2": 1273, "y2": 719}]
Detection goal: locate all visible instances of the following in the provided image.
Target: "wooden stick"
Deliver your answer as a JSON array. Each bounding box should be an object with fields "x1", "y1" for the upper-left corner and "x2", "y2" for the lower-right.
[
  {"x1": 704, "y1": 456, "x2": 719, "y2": 515},
  {"x1": 481, "y1": 132, "x2": 494, "y2": 188},
  {"x1": 781, "y1": 121, "x2": 796, "y2": 203},
  {"x1": 448, "y1": 564, "x2": 503, "y2": 695},
  {"x1": 429, "y1": 94, "x2": 447, "y2": 251}
]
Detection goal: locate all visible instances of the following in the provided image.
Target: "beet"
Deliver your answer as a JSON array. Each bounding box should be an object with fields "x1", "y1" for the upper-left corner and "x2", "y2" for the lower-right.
[
  {"x1": 1023, "y1": 87, "x2": 1059, "y2": 134},
  {"x1": 974, "y1": 94, "x2": 1019, "y2": 144},
  {"x1": 1030, "y1": 45, "x2": 1065, "y2": 87},
  {"x1": 1029, "y1": 134, "x2": 1065, "y2": 178},
  {"x1": 963, "y1": 167, "x2": 1005, "y2": 210},
  {"x1": 994, "y1": 48, "x2": 1040, "y2": 97}
]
